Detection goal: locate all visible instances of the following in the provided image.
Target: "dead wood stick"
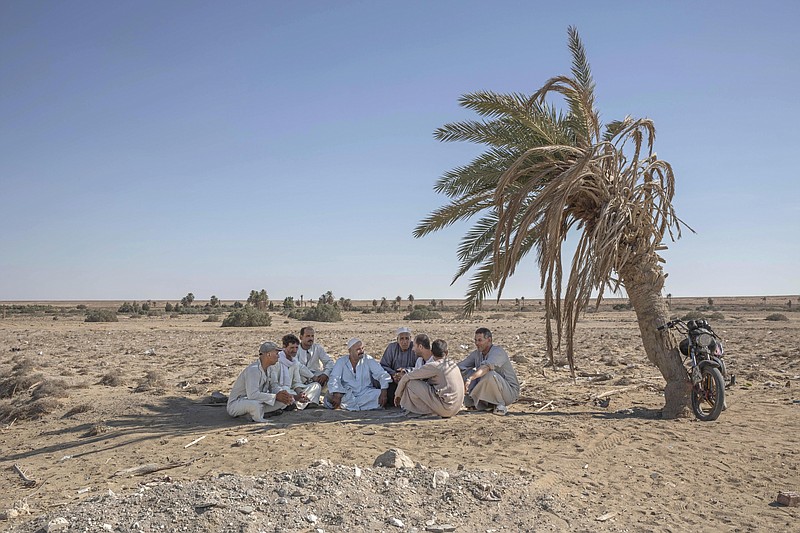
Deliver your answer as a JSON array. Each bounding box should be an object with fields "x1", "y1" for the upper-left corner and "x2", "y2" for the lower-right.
[
  {"x1": 112, "y1": 460, "x2": 194, "y2": 478},
  {"x1": 12, "y1": 463, "x2": 37, "y2": 487},
  {"x1": 593, "y1": 385, "x2": 642, "y2": 400},
  {"x1": 184, "y1": 435, "x2": 206, "y2": 448},
  {"x1": 536, "y1": 401, "x2": 554, "y2": 412},
  {"x1": 263, "y1": 432, "x2": 286, "y2": 438}
]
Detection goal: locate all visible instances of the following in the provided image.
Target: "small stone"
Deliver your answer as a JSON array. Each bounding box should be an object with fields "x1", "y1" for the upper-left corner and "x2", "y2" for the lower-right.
[
  {"x1": 46, "y1": 517, "x2": 70, "y2": 532},
  {"x1": 306, "y1": 514, "x2": 318, "y2": 524},
  {"x1": 432, "y1": 470, "x2": 449, "y2": 489},
  {"x1": 276, "y1": 497, "x2": 288, "y2": 504},
  {"x1": 233, "y1": 438, "x2": 248, "y2": 447},
  {"x1": 388, "y1": 517, "x2": 404, "y2": 528},
  {"x1": 102, "y1": 524, "x2": 113, "y2": 531},
  {"x1": 239, "y1": 505, "x2": 254, "y2": 514},
  {"x1": 374, "y1": 448, "x2": 415, "y2": 469},
  {"x1": 777, "y1": 491, "x2": 799, "y2": 506},
  {"x1": 426, "y1": 525, "x2": 456, "y2": 533},
  {"x1": 311, "y1": 459, "x2": 332, "y2": 467},
  {"x1": 354, "y1": 466, "x2": 362, "y2": 478}
]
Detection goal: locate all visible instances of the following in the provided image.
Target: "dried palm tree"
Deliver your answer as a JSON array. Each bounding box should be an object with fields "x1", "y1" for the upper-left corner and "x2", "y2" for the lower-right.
[{"x1": 414, "y1": 27, "x2": 693, "y2": 417}]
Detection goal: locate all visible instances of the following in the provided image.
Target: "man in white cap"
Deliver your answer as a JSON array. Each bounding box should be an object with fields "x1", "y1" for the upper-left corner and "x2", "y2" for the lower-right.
[
  {"x1": 379, "y1": 326, "x2": 416, "y2": 405},
  {"x1": 227, "y1": 341, "x2": 296, "y2": 422},
  {"x1": 325, "y1": 338, "x2": 391, "y2": 410}
]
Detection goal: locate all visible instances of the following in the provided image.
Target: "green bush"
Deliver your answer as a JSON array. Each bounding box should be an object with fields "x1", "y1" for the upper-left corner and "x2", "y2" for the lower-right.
[
  {"x1": 404, "y1": 307, "x2": 442, "y2": 320},
  {"x1": 765, "y1": 313, "x2": 789, "y2": 321},
  {"x1": 288, "y1": 303, "x2": 342, "y2": 322},
  {"x1": 221, "y1": 307, "x2": 271, "y2": 327},
  {"x1": 85, "y1": 309, "x2": 118, "y2": 323}
]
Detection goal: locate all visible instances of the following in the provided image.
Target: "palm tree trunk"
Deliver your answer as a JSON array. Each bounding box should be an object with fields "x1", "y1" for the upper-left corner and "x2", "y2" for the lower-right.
[{"x1": 620, "y1": 256, "x2": 691, "y2": 418}]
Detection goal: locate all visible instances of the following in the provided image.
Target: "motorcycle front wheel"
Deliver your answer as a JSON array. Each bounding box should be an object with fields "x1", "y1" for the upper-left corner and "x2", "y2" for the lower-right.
[{"x1": 691, "y1": 366, "x2": 725, "y2": 421}]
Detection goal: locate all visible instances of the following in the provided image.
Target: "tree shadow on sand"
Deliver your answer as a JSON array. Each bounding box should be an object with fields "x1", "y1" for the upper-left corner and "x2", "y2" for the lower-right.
[{"x1": 1, "y1": 396, "x2": 447, "y2": 462}]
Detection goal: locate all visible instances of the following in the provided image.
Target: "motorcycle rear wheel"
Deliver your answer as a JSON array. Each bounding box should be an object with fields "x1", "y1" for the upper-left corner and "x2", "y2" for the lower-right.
[{"x1": 691, "y1": 366, "x2": 725, "y2": 421}]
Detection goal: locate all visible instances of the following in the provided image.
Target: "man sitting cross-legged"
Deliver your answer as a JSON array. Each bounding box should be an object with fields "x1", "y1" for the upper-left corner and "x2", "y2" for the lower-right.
[
  {"x1": 325, "y1": 338, "x2": 391, "y2": 411},
  {"x1": 394, "y1": 339, "x2": 464, "y2": 418},
  {"x1": 277, "y1": 333, "x2": 323, "y2": 409},
  {"x1": 226, "y1": 341, "x2": 296, "y2": 422}
]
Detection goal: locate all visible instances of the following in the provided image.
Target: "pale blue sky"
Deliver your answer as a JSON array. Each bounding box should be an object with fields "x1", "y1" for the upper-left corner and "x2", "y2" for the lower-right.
[{"x1": 1, "y1": 1, "x2": 798, "y2": 302}]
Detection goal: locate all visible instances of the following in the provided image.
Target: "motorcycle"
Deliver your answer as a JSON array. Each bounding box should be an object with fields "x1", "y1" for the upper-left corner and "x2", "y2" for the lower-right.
[{"x1": 658, "y1": 318, "x2": 729, "y2": 421}]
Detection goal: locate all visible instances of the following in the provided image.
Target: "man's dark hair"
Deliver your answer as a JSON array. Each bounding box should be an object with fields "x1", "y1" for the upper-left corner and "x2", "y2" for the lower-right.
[
  {"x1": 282, "y1": 333, "x2": 300, "y2": 347},
  {"x1": 431, "y1": 339, "x2": 448, "y2": 358},
  {"x1": 299, "y1": 326, "x2": 314, "y2": 336},
  {"x1": 414, "y1": 333, "x2": 431, "y2": 350},
  {"x1": 475, "y1": 327, "x2": 492, "y2": 339}
]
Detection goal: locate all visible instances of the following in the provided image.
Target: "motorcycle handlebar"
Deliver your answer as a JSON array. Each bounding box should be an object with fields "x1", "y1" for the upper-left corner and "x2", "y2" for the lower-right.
[{"x1": 657, "y1": 319, "x2": 679, "y2": 331}]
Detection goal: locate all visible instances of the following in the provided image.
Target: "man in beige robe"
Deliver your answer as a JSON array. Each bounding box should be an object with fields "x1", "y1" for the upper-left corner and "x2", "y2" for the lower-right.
[
  {"x1": 394, "y1": 339, "x2": 464, "y2": 418},
  {"x1": 458, "y1": 327, "x2": 519, "y2": 415}
]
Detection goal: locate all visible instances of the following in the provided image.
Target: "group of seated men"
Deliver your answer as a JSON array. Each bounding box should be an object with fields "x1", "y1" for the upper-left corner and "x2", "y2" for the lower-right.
[{"x1": 226, "y1": 325, "x2": 520, "y2": 423}]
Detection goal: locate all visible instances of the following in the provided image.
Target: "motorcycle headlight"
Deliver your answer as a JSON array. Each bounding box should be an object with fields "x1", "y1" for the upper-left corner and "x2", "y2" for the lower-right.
[{"x1": 695, "y1": 333, "x2": 714, "y2": 349}]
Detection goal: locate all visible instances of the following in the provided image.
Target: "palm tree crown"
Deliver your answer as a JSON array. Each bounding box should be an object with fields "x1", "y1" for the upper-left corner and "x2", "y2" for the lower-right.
[{"x1": 415, "y1": 26, "x2": 688, "y2": 373}]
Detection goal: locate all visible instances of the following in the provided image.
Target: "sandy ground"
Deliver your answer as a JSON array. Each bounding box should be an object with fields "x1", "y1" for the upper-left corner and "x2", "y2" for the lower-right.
[{"x1": 0, "y1": 298, "x2": 798, "y2": 532}]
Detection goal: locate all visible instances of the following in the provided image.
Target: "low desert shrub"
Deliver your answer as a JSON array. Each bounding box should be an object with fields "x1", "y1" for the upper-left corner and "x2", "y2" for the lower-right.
[
  {"x1": 85, "y1": 309, "x2": 118, "y2": 322},
  {"x1": 765, "y1": 313, "x2": 789, "y2": 321},
  {"x1": 134, "y1": 370, "x2": 166, "y2": 393},
  {"x1": 31, "y1": 380, "x2": 69, "y2": 401},
  {"x1": 203, "y1": 314, "x2": 221, "y2": 322},
  {"x1": 288, "y1": 303, "x2": 342, "y2": 323},
  {"x1": 404, "y1": 307, "x2": 442, "y2": 320},
  {"x1": 61, "y1": 403, "x2": 93, "y2": 418},
  {"x1": 221, "y1": 307, "x2": 272, "y2": 327},
  {"x1": 99, "y1": 372, "x2": 124, "y2": 387}
]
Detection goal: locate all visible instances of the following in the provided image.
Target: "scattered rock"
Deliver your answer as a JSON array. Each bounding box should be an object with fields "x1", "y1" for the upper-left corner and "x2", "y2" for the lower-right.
[
  {"x1": 374, "y1": 448, "x2": 415, "y2": 469},
  {"x1": 46, "y1": 517, "x2": 69, "y2": 532},
  {"x1": 432, "y1": 470, "x2": 449, "y2": 489},
  {"x1": 777, "y1": 491, "x2": 799, "y2": 506},
  {"x1": 388, "y1": 517, "x2": 404, "y2": 528},
  {"x1": 426, "y1": 525, "x2": 456, "y2": 532},
  {"x1": 210, "y1": 391, "x2": 228, "y2": 404},
  {"x1": 233, "y1": 438, "x2": 249, "y2": 447}
]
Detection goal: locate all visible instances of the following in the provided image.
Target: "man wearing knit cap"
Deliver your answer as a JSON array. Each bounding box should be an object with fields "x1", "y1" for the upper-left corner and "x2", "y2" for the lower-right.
[
  {"x1": 379, "y1": 326, "x2": 416, "y2": 405},
  {"x1": 325, "y1": 338, "x2": 391, "y2": 410},
  {"x1": 227, "y1": 341, "x2": 295, "y2": 422}
]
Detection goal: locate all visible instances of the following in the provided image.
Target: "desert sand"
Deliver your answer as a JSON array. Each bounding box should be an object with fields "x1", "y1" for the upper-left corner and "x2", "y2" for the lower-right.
[{"x1": 0, "y1": 297, "x2": 798, "y2": 532}]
